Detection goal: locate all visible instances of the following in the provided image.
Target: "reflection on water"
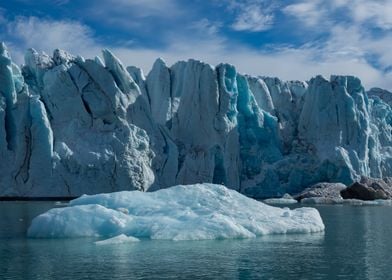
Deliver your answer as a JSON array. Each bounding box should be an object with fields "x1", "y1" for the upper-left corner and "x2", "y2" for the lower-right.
[{"x1": 1, "y1": 202, "x2": 392, "y2": 279}]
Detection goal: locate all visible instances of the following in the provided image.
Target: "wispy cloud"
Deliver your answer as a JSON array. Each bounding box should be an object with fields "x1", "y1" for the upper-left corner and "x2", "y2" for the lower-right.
[
  {"x1": 281, "y1": 0, "x2": 392, "y2": 84},
  {"x1": 113, "y1": 39, "x2": 392, "y2": 90},
  {"x1": 5, "y1": 16, "x2": 101, "y2": 63},
  {"x1": 85, "y1": 0, "x2": 184, "y2": 30},
  {"x1": 191, "y1": 18, "x2": 222, "y2": 36},
  {"x1": 1, "y1": 2, "x2": 391, "y2": 91},
  {"x1": 107, "y1": 0, "x2": 181, "y2": 17},
  {"x1": 231, "y1": 5, "x2": 274, "y2": 32},
  {"x1": 349, "y1": 0, "x2": 392, "y2": 30},
  {"x1": 0, "y1": 7, "x2": 6, "y2": 24},
  {"x1": 282, "y1": 1, "x2": 327, "y2": 27},
  {"x1": 283, "y1": 0, "x2": 392, "y2": 30},
  {"x1": 225, "y1": 0, "x2": 277, "y2": 32},
  {"x1": 12, "y1": 0, "x2": 70, "y2": 6},
  {"x1": 52, "y1": 0, "x2": 69, "y2": 5}
]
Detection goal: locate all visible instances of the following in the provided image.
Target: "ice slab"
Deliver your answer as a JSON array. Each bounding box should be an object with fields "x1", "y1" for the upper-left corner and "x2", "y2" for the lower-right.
[
  {"x1": 264, "y1": 193, "x2": 298, "y2": 204},
  {"x1": 95, "y1": 234, "x2": 140, "y2": 245},
  {"x1": 300, "y1": 198, "x2": 392, "y2": 205},
  {"x1": 301, "y1": 197, "x2": 344, "y2": 205},
  {"x1": 28, "y1": 184, "x2": 324, "y2": 241},
  {"x1": 263, "y1": 198, "x2": 298, "y2": 204}
]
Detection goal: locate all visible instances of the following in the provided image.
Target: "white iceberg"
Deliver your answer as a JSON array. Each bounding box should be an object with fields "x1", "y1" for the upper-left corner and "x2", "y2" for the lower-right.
[
  {"x1": 28, "y1": 184, "x2": 324, "y2": 241},
  {"x1": 300, "y1": 197, "x2": 344, "y2": 205},
  {"x1": 94, "y1": 234, "x2": 140, "y2": 245},
  {"x1": 299, "y1": 197, "x2": 392, "y2": 206},
  {"x1": 263, "y1": 194, "x2": 298, "y2": 204}
]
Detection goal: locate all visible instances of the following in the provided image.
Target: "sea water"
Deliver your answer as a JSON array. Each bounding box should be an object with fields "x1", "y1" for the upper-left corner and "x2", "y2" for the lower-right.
[{"x1": 1, "y1": 201, "x2": 392, "y2": 279}]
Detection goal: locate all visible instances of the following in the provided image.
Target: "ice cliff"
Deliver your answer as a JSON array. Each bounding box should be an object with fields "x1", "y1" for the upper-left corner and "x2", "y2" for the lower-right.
[{"x1": 1, "y1": 43, "x2": 391, "y2": 198}]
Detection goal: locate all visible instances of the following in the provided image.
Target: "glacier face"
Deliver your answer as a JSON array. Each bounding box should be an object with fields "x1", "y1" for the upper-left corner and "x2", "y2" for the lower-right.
[{"x1": 1, "y1": 43, "x2": 392, "y2": 198}]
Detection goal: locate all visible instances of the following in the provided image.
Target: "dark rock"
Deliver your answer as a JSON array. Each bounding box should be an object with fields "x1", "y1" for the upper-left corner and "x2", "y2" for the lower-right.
[
  {"x1": 340, "y1": 177, "x2": 392, "y2": 200},
  {"x1": 294, "y1": 182, "x2": 346, "y2": 202}
]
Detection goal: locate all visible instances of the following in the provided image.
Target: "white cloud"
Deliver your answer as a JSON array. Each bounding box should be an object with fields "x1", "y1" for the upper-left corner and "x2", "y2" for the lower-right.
[
  {"x1": 231, "y1": 4, "x2": 274, "y2": 32},
  {"x1": 191, "y1": 19, "x2": 222, "y2": 36},
  {"x1": 3, "y1": 15, "x2": 391, "y2": 91},
  {"x1": 350, "y1": 0, "x2": 392, "y2": 30},
  {"x1": 111, "y1": 27, "x2": 392, "y2": 90},
  {"x1": 283, "y1": 0, "x2": 392, "y2": 30},
  {"x1": 280, "y1": 0, "x2": 392, "y2": 88},
  {"x1": 282, "y1": 1, "x2": 326, "y2": 27},
  {"x1": 110, "y1": 41, "x2": 392, "y2": 91},
  {"x1": 5, "y1": 16, "x2": 101, "y2": 64},
  {"x1": 216, "y1": 0, "x2": 277, "y2": 32}
]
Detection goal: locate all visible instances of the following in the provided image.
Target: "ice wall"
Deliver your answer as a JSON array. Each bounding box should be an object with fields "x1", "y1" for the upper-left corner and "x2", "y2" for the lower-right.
[{"x1": 1, "y1": 43, "x2": 391, "y2": 198}]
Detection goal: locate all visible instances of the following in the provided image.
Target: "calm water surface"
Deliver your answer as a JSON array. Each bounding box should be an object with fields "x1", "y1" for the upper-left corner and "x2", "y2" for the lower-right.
[{"x1": 1, "y1": 201, "x2": 392, "y2": 279}]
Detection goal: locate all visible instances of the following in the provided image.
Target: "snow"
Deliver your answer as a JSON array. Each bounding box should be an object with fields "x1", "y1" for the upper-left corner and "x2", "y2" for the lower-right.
[{"x1": 28, "y1": 184, "x2": 324, "y2": 240}]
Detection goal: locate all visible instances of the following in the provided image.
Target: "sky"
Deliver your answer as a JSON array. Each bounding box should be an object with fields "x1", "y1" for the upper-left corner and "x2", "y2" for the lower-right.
[{"x1": 1, "y1": 0, "x2": 391, "y2": 90}]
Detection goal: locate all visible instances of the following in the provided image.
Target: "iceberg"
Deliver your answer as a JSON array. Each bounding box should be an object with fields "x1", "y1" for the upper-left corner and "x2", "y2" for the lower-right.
[
  {"x1": 263, "y1": 194, "x2": 298, "y2": 204},
  {"x1": 95, "y1": 234, "x2": 140, "y2": 245},
  {"x1": 1, "y1": 42, "x2": 392, "y2": 198},
  {"x1": 27, "y1": 184, "x2": 324, "y2": 240}
]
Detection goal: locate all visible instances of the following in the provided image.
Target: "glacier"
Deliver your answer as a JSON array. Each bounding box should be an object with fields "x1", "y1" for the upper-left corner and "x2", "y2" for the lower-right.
[
  {"x1": 1, "y1": 42, "x2": 392, "y2": 198},
  {"x1": 27, "y1": 184, "x2": 324, "y2": 240}
]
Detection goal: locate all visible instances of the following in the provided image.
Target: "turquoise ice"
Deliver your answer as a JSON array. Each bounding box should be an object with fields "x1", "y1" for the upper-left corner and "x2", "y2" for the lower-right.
[
  {"x1": 28, "y1": 184, "x2": 325, "y2": 240},
  {"x1": 0, "y1": 43, "x2": 392, "y2": 198}
]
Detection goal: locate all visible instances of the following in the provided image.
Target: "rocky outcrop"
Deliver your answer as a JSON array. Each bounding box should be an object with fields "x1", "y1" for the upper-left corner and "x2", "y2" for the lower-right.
[
  {"x1": 1, "y1": 43, "x2": 392, "y2": 198},
  {"x1": 341, "y1": 177, "x2": 392, "y2": 200},
  {"x1": 294, "y1": 182, "x2": 346, "y2": 202}
]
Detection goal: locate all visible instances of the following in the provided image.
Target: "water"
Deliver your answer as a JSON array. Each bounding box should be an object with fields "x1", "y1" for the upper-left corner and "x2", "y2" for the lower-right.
[{"x1": 1, "y1": 202, "x2": 392, "y2": 280}]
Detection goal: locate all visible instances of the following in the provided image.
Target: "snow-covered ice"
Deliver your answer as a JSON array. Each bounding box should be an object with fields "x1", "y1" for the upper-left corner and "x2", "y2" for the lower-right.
[{"x1": 28, "y1": 184, "x2": 324, "y2": 241}]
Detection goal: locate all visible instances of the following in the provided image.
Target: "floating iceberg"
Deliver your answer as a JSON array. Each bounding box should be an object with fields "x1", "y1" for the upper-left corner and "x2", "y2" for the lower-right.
[
  {"x1": 300, "y1": 197, "x2": 392, "y2": 205},
  {"x1": 28, "y1": 184, "x2": 324, "y2": 241},
  {"x1": 263, "y1": 194, "x2": 298, "y2": 204},
  {"x1": 94, "y1": 234, "x2": 140, "y2": 245}
]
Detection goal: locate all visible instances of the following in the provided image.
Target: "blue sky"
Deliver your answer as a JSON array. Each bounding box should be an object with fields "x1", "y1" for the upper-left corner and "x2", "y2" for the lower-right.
[{"x1": 1, "y1": 0, "x2": 391, "y2": 89}]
